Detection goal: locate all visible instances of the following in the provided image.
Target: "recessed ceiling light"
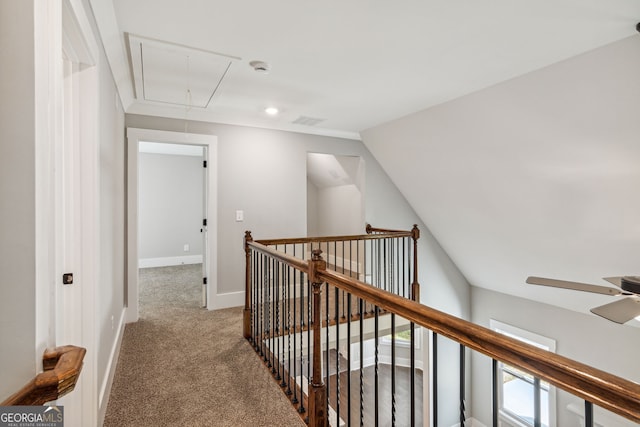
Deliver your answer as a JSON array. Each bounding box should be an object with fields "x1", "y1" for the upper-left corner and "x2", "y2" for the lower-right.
[{"x1": 265, "y1": 107, "x2": 279, "y2": 115}]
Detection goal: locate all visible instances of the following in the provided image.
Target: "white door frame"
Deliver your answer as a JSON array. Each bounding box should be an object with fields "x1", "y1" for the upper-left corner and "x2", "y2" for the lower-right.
[{"x1": 126, "y1": 128, "x2": 218, "y2": 322}]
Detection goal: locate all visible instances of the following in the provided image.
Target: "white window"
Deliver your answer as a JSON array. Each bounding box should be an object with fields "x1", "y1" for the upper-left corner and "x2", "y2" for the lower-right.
[{"x1": 490, "y1": 320, "x2": 557, "y2": 427}]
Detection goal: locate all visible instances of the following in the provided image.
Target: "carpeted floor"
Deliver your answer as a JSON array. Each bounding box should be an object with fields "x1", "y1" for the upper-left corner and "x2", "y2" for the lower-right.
[{"x1": 103, "y1": 264, "x2": 305, "y2": 427}]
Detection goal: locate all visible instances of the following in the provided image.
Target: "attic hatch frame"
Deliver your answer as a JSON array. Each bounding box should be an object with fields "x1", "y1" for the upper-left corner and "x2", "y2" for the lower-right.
[{"x1": 126, "y1": 33, "x2": 239, "y2": 109}]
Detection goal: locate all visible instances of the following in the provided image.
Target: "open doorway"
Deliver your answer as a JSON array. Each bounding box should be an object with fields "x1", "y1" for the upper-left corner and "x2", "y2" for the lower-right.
[
  {"x1": 127, "y1": 128, "x2": 218, "y2": 323},
  {"x1": 306, "y1": 153, "x2": 365, "y2": 236},
  {"x1": 138, "y1": 142, "x2": 206, "y2": 309}
]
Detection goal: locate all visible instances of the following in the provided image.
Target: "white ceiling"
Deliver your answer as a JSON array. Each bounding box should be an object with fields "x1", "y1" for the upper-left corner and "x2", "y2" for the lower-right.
[
  {"x1": 89, "y1": 0, "x2": 640, "y2": 323},
  {"x1": 89, "y1": 0, "x2": 640, "y2": 140}
]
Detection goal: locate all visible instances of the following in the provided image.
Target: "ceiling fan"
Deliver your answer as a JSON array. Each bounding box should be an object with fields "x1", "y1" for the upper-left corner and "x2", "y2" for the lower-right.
[{"x1": 526, "y1": 276, "x2": 640, "y2": 324}]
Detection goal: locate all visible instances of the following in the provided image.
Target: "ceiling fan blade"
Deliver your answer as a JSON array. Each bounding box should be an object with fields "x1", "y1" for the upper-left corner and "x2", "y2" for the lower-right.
[
  {"x1": 603, "y1": 277, "x2": 623, "y2": 287},
  {"x1": 590, "y1": 298, "x2": 640, "y2": 324},
  {"x1": 526, "y1": 276, "x2": 622, "y2": 296}
]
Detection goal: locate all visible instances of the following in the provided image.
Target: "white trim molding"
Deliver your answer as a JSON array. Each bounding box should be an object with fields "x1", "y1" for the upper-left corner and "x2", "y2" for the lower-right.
[
  {"x1": 213, "y1": 291, "x2": 245, "y2": 310},
  {"x1": 97, "y1": 308, "x2": 126, "y2": 425}
]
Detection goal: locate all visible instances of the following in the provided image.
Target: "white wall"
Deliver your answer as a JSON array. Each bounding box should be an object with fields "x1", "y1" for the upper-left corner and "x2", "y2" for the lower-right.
[
  {"x1": 96, "y1": 20, "x2": 126, "y2": 422},
  {"x1": 138, "y1": 152, "x2": 203, "y2": 265},
  {"x1": 307, "y1": 180, "x2": 320, "y2": 236},
  {"x1": 471, "y1": 286, "x2": 640, "y2": 427},
  {"x1": 0, "y1": 0, "x2": 37, "y2": 401},
  {"x1": 314, "y1": 184, "x2": 362, "y2": 236},
  {"x1": 125, "y1": 115, "x2": 471, "y2": 306}
]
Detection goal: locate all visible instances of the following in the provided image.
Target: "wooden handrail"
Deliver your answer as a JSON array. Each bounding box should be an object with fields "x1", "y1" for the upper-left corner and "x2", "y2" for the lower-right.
[
  {"x1": 317, "y1": 267, "x2": 640, "y2": 423},
  {"x1": 255, "y1": 230, "x2": 412, "y2": 246},
  {"x1": 1, "y1": 345, "x2": 86, "y2": 406},
  {"x1": 246, "y1": 239, "x2": 640, "y2": 423},
  {"x1": 366, "y1": 223, "x2": 409, "y2": 234}
]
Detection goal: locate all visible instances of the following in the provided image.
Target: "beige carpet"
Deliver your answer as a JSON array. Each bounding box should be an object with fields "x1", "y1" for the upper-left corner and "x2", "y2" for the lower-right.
[{"x1": 103, "y1": 264, "x2": 305, "y2": 427}]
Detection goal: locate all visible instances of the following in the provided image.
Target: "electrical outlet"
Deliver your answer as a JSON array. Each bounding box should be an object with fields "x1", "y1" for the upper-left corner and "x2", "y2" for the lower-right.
[
  {"x1": 111, "y1": 315, "x2": 114, "y2": 330},
  {"x1": 184, "y1": 243, "x2": 190, "y2": 252}
]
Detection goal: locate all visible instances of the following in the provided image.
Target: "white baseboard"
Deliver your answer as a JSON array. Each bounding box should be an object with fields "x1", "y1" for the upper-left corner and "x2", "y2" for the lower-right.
[
  {"x1": 211, "y1": 290, "x2": 244, "y2": 310},
  {"x1": 97, "y1": 307, "x2": 126, "y2": 426},
  {"x1": 139, "y1": 255, "x2": 203, "y2": 268}
]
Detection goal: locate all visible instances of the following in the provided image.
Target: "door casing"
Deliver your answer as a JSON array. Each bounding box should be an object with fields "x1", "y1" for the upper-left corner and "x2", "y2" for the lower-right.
[{"x1": 126, "y1": 128, "x2": 218, "y2": 321}]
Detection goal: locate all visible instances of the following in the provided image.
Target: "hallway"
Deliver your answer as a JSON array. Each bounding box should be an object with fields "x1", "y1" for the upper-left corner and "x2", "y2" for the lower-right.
[{"x1": 103, "y1": 264, "x2": 305, "y2": 426}]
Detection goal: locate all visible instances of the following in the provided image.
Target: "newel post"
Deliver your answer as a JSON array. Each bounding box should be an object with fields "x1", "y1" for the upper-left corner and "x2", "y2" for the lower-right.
[
  {"x1": 411, "y1": 224, "x2": 421, "y2": 302},
  {"x1": 308, "y1": 249, "x2": 328, "y2": 427},
  {"x1": 243, "y1": 231, "x2": 253, "y2": 339}
]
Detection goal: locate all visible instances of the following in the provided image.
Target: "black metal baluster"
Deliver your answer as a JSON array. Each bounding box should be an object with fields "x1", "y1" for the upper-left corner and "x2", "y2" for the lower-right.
[
  {"x1": 391, "y1": 313, "x2": 396, "y2": 427},
  {"x1": 410, "y1": 321, "x2": 416, "y2": 427},
  {"x1": 347, "y1": 292, "x2": 352, "y2": 426},
  {"x1": 492, "y1": 359, "x2": 498, "y2": 427},
  {"x1": 375, "y1": 305, "x2": 380, "y2": 427},
  {"x1": 373, "y1": 239, "x2": 380, "y2": 314},
  {"x1": 584, "y1": 401, "x2": 594, "y2": 427},
  {"x1": 335, "y1": 283, "x2": 341, "y2": 426},
  {"x1": 394, "y1": 236, "x2": 398, "y2": 295},
  {"x1": 341, "y1": 240, "x2": 346, "y2": 319},
  {"x1": 460, "y1": 344, "x2": 466, "y2": 427},
  {"x1": 400, "y1": 237, "x2": 406, "y2": 298},
  {"x1": 259, "y1": 254, "x2": 265, "y2": 358},
  {"x1": 263, "y1": 255, "x2": 269, "y2": 362},
  {"x1": 359, "y1": 297, "x2": 364, "y2": 427},
  {"x1": 391, "y1": 237, "x2": 396, "y2": 295},
  {"x1": 302, "y1": 270, "x2": 310, "y2": 418},
  {"x1": 251, "y1": 250, "x2": 256, "y2": 347},
  {"x1": 325, "y1": 280, "x2": 330, "y2": 421},
  {"x1": 275, "y1": 259, "x2": 281, "y2": 378},
  {"x1": 292, "y1": 267, "x2": 300, "y2": 406},
  {"x1": 433, "y1": 332, "x2": 438, "y2": 427},
  {"x1": 280, "y1": 261, "x2": 287, "y2": 387},
  {"x1": 299, "y1": 269, "x2": 307, "y2": 416},
  {"x1": 383, "y1": 237, "x2": 388, "y2": 293},
  {"x1": 270, "y1": 258, "x2": 275, "y2": 372},
  {"x1": 254, "y1": 250, "x2": 258, "y2": 347},
  {"x1": 265, "y1": 254, "x2": 269, "y2": 360},
  {"x1": 286, "y1": 263, "x2": 293, "y2": 395}
]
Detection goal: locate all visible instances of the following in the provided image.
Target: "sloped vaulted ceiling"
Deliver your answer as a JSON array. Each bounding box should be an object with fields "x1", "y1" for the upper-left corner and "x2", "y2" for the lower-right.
[{"x1": 361, "y1": 35, "x2": 640, "y2": 324}]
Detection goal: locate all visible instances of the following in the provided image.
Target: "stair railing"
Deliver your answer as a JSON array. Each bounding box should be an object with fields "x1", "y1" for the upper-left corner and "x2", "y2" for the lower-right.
[{"x1": 244, "y1": 228, "x2": 640, "y2": 426}]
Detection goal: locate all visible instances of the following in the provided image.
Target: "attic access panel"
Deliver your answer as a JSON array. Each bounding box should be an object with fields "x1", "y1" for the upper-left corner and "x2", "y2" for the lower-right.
[{"x1": 128, "y1": 34, "x2": 239, "y2": 108}]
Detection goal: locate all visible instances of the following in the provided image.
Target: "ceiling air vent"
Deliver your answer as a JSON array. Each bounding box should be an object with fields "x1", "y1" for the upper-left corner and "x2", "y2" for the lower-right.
[{"x1": 292, "y1": 116, "x2": 326, "y2": 126}]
